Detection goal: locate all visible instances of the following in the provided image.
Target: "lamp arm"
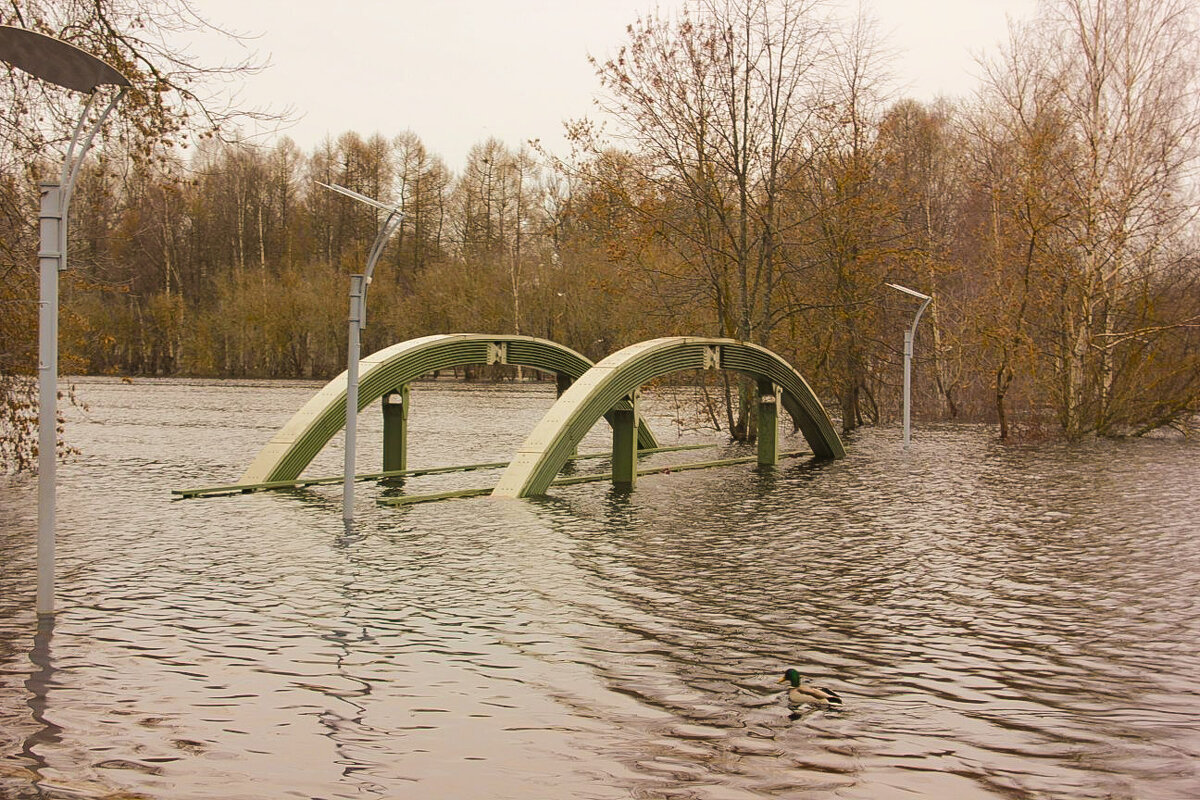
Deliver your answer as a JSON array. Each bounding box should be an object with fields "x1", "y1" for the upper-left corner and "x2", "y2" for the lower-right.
[
  {"x1": 59, "y1": 91, "x2": 97, "y2": 186},
  {"x1": 359, "y1": 210, "x2": 404, "y2": 329},
  {"x1": 910, "y1": 295, "x2": 933, "y2": 341},
  {"x1": 363, "y1": 209, "x2": 404, "y2": 280},
  {"x1": 61, "y1": 87, "x2": 125, "y2": 211}
]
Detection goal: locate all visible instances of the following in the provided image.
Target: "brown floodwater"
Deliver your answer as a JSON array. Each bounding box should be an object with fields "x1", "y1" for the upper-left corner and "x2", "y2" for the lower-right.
[{"x1": 1, "y1": 377, "x2": 1197, "y2": 799}]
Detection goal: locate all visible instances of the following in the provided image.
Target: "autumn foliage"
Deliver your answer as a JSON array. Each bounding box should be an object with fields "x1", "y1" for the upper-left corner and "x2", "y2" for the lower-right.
[{"x1": 4, "y1": 0, "x2": 1200, "y2": 472}]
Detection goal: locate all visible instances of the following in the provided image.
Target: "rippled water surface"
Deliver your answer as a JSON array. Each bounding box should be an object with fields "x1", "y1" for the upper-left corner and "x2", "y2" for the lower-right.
[{"x1": 2, "y1": 378, "x2": 1198, "y2": 799}]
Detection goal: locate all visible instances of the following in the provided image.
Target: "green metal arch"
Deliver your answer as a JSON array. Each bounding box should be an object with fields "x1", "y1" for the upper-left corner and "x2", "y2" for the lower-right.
[
  {"x1": 491, "y1": 337, "x2": 845, "y2": 498},
  {"x1": 240, "y1": 333, "x2": 659, "y2": 484}
]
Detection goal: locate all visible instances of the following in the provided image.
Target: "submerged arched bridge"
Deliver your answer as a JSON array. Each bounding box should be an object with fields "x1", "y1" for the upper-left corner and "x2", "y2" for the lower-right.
[
  {"x1": 240, "y1": 333, "x2": 659, "y2": 485},
  {"x1": 492, "y1": 337, "x2": 845, "y2": 498}
]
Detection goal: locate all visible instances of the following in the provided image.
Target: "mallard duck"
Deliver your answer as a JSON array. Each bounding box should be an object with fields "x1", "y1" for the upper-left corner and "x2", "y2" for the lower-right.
[{"x1": 779, "y1": 668, "x2": 842, "y2": 709}]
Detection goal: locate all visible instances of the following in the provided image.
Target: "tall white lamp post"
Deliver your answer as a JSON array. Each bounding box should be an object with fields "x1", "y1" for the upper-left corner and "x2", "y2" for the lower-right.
[
  {"x1": 0, "y1": 26, "x2": 129, "y2": 615},
  {"x1": 316, "y1": 182, "x2": 403, "y2": 521},
  {"x1": 886, "y1": 283, "x2": 932, "y2": 449}
]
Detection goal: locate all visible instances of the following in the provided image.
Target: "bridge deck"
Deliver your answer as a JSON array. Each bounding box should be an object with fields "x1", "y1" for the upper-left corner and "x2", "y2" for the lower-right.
[
  {"x1": 174, "y1": 444, "x2": 715, "y2": 499},
  {"x1": 379, "y1": 450, "x2": 814, "y2": 506}
]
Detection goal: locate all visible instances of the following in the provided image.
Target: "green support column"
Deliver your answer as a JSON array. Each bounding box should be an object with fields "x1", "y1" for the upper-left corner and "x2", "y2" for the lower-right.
[
  {"x1": 557, "y1": 372, "x2": 578, "y2": 459},
  {"x1": 757, "y1": 379, "x2": 779, "y2": 466},
  {"x1": 382, "y1": 385, "x2": 410, "y2": 473},
  {"x1": 611, "y1": 392, "x2": 639, "y2": 490}
]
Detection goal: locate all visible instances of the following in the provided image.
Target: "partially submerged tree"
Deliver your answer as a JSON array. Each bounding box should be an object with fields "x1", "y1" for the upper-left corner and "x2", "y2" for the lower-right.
[
  {"x1": 785, "y1": 8, "x2": 896, "y2": 434},
  {"x1": 978, "y1": 0, "x2": 1200, "y2": 437},
  {"x1": 588, "y1": 0, "x2": 832, "y2": 437}
]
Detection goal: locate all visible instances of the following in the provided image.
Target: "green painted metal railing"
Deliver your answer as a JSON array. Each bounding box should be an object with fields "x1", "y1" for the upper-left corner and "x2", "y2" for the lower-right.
[
  {"x1": 177, "y1": 444, "x2": 712, "y2": 499},
  {"x1": 492, "y1": 337, "x2": 844, "y2": 498},
  {"x1": 240, "y1": 334, "x2": 659, "y2": 485},
  {"x1": 383, "y1": 450, "x2": 813, "y2": 506}
]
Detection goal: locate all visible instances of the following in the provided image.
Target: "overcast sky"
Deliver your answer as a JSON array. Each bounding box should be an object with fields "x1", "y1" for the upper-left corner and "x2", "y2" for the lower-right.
[{"x1": 191, "y1": 0, "x2": 1036, "y2": 167}]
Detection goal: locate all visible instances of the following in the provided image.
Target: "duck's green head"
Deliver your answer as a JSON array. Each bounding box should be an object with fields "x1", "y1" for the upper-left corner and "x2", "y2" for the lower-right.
[{"x1": 779, "y1": 668, "x2": 802, "y2": 687}]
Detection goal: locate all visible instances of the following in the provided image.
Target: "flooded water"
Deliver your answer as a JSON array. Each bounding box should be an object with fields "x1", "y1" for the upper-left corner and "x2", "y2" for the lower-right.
[{"x1": 1, "y1": 377, "x2": 1198, "y2": 799}]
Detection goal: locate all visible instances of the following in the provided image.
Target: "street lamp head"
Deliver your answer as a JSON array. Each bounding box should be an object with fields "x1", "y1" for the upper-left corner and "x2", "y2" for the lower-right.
[
  {"x1": 316, "y1": 181, "x2": 403, "y2": 216},
  {"x1": 0, "y1": 26, "x2": 130, "y2": 92},
  {"x1": 886, "y1": 282, "x2": 932, "y2": 302}
]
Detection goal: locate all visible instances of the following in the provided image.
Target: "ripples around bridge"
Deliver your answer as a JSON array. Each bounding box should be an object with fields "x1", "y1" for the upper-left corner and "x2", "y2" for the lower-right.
[{"x1": 1, "y1": 378, "x2": 1198, "y2": 799}]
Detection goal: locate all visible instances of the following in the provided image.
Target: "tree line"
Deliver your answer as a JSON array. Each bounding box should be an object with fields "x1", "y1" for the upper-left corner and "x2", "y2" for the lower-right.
[{"x1": 4, "y1": 0, "x2": 1200, "y2": 472}]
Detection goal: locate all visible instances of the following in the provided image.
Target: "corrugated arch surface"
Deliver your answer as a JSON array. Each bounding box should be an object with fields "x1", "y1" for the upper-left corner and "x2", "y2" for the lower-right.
[
  {"x1": 240, "y1": 333, "x2": 659, "y2": 484},
  {"x1": 491, "y1": 337, "x2": 845, "y2": 498}
]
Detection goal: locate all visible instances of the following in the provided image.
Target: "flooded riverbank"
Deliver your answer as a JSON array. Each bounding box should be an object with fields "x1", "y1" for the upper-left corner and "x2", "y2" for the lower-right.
[{"x1": 2, "y1": 378, "x2": 1197, "y2": 798}]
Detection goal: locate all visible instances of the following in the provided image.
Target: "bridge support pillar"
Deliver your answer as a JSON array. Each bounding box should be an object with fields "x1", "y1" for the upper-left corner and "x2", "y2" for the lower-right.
[
  {"x1": 611, "y1": 392, "x2": 639, "y2": 490},
  {"x1": 382, "y1": 385, "x2": 410, "y2": 473},
  {"x1": 556, "y1": 373, "x2": 577, "y2": 458},
  {"x1": 757, "y1": 379, "x2": 779, "y2": 466}
]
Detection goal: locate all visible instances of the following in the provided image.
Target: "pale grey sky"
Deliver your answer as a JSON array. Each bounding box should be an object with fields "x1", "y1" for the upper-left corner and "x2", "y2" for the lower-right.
[{"x1": 192, "y1": 0, "x2": 1036, "y2": 166}]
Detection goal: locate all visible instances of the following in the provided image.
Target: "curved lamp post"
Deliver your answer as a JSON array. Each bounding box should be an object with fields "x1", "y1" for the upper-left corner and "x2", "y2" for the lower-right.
[
  {"x1": 0, "y1": 26, "x2": 129, "y2": 615},
  {"x1": 316, "y1": 182, "x2": 404, "y2": 521},
  {"x1": 886, "y1": 283, "x2": 933, "y2": 450}
]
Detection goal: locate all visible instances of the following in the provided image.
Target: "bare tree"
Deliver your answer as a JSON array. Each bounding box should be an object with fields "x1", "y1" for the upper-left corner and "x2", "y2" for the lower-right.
[
  {"x1": 980, "y1": 0, "x2": 1200, "y2": 436},
  {"x1": 786, "y1": 8, "x2": 895, "y2": 433},
  {"x1": 589, "y1": 0, "x2": 830, "y2": 436}
]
